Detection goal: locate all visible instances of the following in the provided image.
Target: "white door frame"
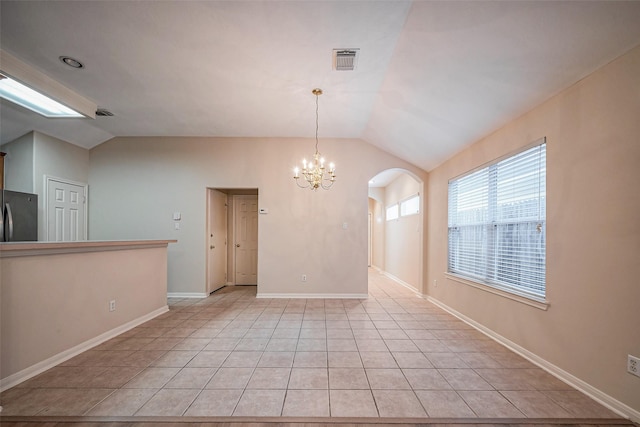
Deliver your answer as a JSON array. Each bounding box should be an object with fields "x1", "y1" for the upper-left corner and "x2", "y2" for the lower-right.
[
  {"x1": 43, "y1": 175, "x2": 88, "y2": 241},
  {"x1": 206, "y1": 188, "x2": 228, "y2": 294},
  {"x1": 368, "y1": 212, "x2": 373, "y2": 267}
]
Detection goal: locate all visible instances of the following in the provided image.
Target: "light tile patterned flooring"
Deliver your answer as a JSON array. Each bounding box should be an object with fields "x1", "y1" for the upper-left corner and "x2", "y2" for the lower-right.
[{"x1": 0, "y1": 270, "x2": 618, "y2": 419}]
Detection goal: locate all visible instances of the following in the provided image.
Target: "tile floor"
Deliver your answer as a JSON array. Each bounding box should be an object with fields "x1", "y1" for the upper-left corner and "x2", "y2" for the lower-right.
[{"x1": 0, "y1": 270, "x2": 619, "y2": 419}]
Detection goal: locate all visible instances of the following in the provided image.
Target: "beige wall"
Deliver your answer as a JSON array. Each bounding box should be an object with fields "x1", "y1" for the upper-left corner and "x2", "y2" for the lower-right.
[
  {"x1": 89, "y1": 137, "x2": 427, "y2": 296},
  {"x1": 33, "y1": 132, "x2": 90, "y2": 240},
  {"x1": 426, "y1": 45, "x2": 640, "y2": 413},
  {"x1": 0, "y1": 245, "x2": 169, "y2": 384},
  {"x1": 368, "y1": 187, "x2": 386, "y2": 270},
  {"x1": 384, "y1": 173, "x2": 422, "y2": 290},
  {"x1": 0, "y1": 131, "x2": 90, "y2": 240},
  {"x1": 1, "y1": 132, "x2": 34, "y2": 193}
]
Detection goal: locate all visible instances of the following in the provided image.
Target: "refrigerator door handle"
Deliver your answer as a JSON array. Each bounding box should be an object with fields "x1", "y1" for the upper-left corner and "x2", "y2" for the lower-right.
[
  {"x1": 0, "y1": 203, "x2": 4, "y2": 242},
  {"x1": 6, "y1": 203, "x2": 14, "y2": 241}
]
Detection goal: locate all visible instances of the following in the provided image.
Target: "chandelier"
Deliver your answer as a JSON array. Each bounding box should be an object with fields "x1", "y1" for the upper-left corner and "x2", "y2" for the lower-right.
[{"x1": 293, "y1": 88, "x2": 336, "y2": 191}]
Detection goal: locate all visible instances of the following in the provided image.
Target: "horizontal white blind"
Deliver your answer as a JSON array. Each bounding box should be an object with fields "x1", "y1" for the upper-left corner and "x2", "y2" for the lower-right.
[{"x1": 448, "y1": 143, "x2": 546, "y2": 299}]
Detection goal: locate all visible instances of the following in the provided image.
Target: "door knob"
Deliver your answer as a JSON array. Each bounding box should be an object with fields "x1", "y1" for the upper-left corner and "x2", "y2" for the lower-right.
[
  {"x1": 236, "y1": 243, "x2": 240, "y2": 247},
  {"x1": 210, "y1": 245, "x2": 215, "y2": 249}
]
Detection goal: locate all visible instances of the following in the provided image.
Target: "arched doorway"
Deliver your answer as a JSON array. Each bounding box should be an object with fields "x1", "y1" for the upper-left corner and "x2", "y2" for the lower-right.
[{"x1": 368, "y1": 168, "x2": 424, "y2": 294}]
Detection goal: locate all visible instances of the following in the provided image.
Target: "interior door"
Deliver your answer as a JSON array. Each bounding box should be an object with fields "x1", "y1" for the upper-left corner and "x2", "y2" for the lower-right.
[
  {"x1": 234, "y1": 195, "x2": 258, "y2": 285},
  {"x1": 207, "y1": 189, "x2": 227, "y2": 294},
  {"x1": 46, "y1": 177, "x2": 87, "y2": 241}
]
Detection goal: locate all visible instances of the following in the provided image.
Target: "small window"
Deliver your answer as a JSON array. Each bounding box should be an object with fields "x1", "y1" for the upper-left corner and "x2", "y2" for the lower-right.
[
  {"x1": 400, "y1": 194, "x2": 420, "y2": 217},
  {"x1": 386, "y1": 204, "x2": 399, "y2": 221}
]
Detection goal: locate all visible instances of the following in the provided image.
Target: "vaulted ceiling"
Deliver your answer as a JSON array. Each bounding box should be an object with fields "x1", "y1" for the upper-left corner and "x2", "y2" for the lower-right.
[{"x1": 2, "y1": 1, "x2": 640, "y2": 171}]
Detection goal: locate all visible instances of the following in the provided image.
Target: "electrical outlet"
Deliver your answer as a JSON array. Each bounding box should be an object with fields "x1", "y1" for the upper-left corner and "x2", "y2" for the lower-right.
[
  {"x1": 628, "y1": 355, "x2": 640, "y2": 377},
  {"x1": 109, "y1": 300, "x2": 116, "y2": 312},
  {"x1": 301, "y1": 274, "x2": 307, "y2": 282}
]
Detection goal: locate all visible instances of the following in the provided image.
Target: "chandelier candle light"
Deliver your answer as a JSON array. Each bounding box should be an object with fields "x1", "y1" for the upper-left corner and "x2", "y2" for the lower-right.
[{"x1": 293, "y1": 88, "x2": 336, "y2": 190}]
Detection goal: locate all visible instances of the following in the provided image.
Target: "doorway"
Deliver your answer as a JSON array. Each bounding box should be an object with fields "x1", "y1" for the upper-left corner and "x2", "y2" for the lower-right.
[
  {"x1": 206, "y1": 188, "x2": 259, "y2": 293},
  {"x1": 233, "y1": 195, "x2": 258, "y2": 285},
  {"x1": 368, "y1": 169, "x2": 423, "y2": 293}
]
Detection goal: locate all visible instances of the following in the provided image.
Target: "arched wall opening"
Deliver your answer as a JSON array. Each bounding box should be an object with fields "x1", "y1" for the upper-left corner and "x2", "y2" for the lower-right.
[{"x1": 368, "y1": 168, "x2": 424, "y2": 294}]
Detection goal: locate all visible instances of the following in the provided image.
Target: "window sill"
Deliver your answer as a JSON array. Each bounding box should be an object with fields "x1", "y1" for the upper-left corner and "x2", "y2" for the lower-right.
[{"x1": 444, "y1": 272, "x2": 550, "y2": 311}]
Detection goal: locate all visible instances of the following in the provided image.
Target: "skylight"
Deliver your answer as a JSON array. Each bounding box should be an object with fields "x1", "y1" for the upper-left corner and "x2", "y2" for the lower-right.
[{"x1": 0, "y1": 74, "x2": 83, "y2": 118}]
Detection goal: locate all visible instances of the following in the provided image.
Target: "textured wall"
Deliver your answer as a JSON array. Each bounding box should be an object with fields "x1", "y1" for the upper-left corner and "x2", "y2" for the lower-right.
[{"x1": 426, "y1": 45, "x2": 640, "y2": 414}]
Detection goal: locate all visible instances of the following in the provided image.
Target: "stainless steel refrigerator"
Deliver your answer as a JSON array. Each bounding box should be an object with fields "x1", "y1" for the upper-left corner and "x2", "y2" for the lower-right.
[{"x1": 1, "y1": 190, "x2": 38, "y2": 241}]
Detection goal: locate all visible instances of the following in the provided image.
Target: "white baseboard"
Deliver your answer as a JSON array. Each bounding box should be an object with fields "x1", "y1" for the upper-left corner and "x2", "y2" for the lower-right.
[
  {"x1": 426, "y1": 295, "x2": 640, "y2": 423},
  {"x1": 381, "y1": 270, "x2": 420, "y2": 294},
  {"x1": 257, "y1": 293, "x2": 368, "y2": 299},
  {"x1": 167, "y1": 292, "x2": 208, "y2": 299},
  {"x1": 0, "y1": 305, "x2": 169, "y2": 393}
]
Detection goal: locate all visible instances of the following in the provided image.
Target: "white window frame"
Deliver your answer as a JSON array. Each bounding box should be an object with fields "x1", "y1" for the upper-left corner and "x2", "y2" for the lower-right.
[
  {"x1": 400, "y1": 193, "x2": 420, "y2": 217},
  {"x1": 386, "y1": 204, "x2": 399, "y2": 221},
  {"x1": 447, "y1": 139, "x2": 547, "y2": 306}
]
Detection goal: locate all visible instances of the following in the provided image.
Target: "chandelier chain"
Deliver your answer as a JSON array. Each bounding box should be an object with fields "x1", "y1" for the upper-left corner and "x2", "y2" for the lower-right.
[{"x1": 315, "y1": 91, "x2": 319, "y2": 154}]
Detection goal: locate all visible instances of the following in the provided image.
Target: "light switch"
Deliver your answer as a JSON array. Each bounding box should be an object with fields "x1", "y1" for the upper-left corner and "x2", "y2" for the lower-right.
[
  {"x1": 259, "y1": 208, "x2": 268, "y2": 214},
  {"x1": 173, "y1": 212, "x2": 181, "y2": 221},
  {"x1": 342, "y1": 222, "x2": 348, "y2": 230},
  {"x1": 174, "y1": 222, "x2": 180, "y2": 230}
]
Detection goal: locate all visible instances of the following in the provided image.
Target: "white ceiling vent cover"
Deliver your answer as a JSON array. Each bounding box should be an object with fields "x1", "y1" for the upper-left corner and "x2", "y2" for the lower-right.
[{"x1": 333, "y1": 49, "x2": 359, "y2": 71}]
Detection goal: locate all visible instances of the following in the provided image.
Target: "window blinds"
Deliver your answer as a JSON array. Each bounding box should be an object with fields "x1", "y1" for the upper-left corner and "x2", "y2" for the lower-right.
[{"x1": 448, "y1": 142, "x2": 546, "y2": 300}]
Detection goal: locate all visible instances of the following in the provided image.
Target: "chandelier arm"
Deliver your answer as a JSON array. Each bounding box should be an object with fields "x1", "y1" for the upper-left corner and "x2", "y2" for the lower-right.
[
  {"x1": 295, "y1": 178, "x2": 310, "y2": 189},
  {"x1": 320, "y1": 181, "x2": 334, "y2": 190}
]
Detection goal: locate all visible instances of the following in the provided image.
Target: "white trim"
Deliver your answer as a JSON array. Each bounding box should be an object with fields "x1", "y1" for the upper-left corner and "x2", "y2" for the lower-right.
[
  {"x1": 382, "y1": 271, "x2": 420, "y2": 294},
  {"x1": 0, "y1": 305, "x2": 168, "y2": 392},
  {"x1": 167, "y1": 292, "x2": 208, "y2": 299},
  {"x1": 448, "y1": 137, "x2": 546, "y2": 182},
  {"x1": 445, "y1": 272, "x2": 549, "y2": 311},
  {"x1": 426, "y1": 295, "x2": 640, "y2": 423},
  {"x1": 257, "y1": 293, "x2": 368, "y2": 299},
  {"x1": 0, "y1": 242, "x2": 172, "y2": 258},
  {"x1": 0, "y1": 50, "x2": 97, "y2": 118},
  {"x1": 44, "y1": 175, "x2": 89, "y2": 241}
]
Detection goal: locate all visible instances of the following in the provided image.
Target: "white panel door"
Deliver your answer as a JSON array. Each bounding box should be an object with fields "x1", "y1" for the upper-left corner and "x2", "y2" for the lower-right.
[
  {"x1": 47, "y1": 178, "x2": 87, "y2": 241},
  {"x1": 207, "y1": 189, "x2": 227, "y2": 294},
  {"x1": 234, "y1": 195, "x2": 258, "y2": 285}
]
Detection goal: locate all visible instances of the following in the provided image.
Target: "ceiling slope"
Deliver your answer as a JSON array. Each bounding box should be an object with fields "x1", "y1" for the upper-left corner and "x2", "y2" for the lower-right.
[{"x1": 1, "y1": 1, "x2": 639, "y2": 171}]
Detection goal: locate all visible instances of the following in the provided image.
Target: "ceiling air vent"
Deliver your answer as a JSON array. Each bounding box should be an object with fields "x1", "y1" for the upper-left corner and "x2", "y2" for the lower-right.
[
  {"x1": 333, "y1": 49, "x2": 359, "y2": 71},
  {"x1": 95, "y1": 108, "x2": 114, "y2": 117}
]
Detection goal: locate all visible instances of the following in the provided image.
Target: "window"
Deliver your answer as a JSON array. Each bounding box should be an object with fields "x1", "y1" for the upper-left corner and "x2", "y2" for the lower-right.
[
  {"x1": 386, "y1": 204, "x2": 399, "y2": 221},
  {"x1": 448, "y1": 141, "x2": 546, "y2": 300},
  {"x1": 400, "y1": 194, "x2": 420, "y2": 217}
]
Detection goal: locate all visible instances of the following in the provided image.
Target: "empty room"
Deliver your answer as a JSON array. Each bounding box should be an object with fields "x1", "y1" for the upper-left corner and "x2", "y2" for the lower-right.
[{"x1": 1, "y1": 1, "x2": 639, "y2": 425}]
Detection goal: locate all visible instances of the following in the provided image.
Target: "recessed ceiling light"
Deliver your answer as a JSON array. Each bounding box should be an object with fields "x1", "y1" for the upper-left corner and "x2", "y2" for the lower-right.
[
  {"x1": 59, "y1": 56, "x2": 84, "y2": 69},
  {"x1": 1, "y1": 49, "x2": 96, "y2": 118}
]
